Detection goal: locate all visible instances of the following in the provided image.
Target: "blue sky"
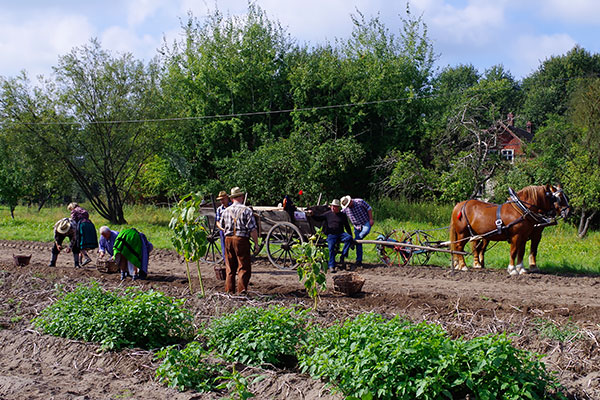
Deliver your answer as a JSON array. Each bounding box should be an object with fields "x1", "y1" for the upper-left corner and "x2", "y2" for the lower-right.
[{"x1": 1, "y1": 0, "x2": 599, "y2": 81}]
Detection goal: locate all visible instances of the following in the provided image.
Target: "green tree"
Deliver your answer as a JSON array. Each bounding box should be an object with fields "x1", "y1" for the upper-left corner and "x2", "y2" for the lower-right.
[
  {"x1": 561, "y1": 78, "x2": 600, "y2": 237},
  {"x1": 0, "y1": 41, "x2": 162, "y2": 223},
  {"x1": 159, "y1": 5, "x2": 294, "y2": 193},
  {"x1": 520, "y1": 45, "x2": 600, "y2": 128}
]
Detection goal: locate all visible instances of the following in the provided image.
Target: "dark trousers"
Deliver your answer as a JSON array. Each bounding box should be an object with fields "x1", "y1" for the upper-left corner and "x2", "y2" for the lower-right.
[
  {"x1": 51, "y1": 243, "x2": 80, "y2": 267},
  {"x1": 225, "y1": 236, "x2": 251, "y2": 294}
]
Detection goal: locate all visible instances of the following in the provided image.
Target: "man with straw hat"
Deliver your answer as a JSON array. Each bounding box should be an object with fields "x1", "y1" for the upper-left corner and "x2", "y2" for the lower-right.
[
  {"x1": 219, "y1": 187, "x2": 258, "y2": 294},
  {"x1": 49, "y1": 217, "x2": 81, "y2": 268},
  {"x1": 215, "y1": 190, "x2": 232, "y2": 262},
  {"x1": 310, "y1": 199, "x2": 353, "y2": 273},
  {"x1": 340, "y1": 195, "x2": 374, "y2": 268}
]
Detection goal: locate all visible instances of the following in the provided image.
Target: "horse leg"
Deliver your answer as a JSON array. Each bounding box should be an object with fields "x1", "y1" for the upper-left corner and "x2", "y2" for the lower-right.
[
  {"x1": 507, "y1": 238, "x2": 520, "y2": 276},
  {"x1": 528, "y1": 229, "x2": 542, "y2": 272},
  {"x1": 479, "y1": 239, "x2": 489, "y2": 269},
  {"x1": 516, "y1": 241, "x2": 528, "y2": 275},
  {"x1": 473, "y1": 239, "x2": 488, "y2": 268},
  {"x1": 454, "y1": 237, "x2": 468, "y2": 271}
]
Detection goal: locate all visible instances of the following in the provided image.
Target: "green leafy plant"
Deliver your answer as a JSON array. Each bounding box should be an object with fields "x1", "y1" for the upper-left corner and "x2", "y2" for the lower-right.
[
  {"x1": 155, "y1": 342, "x2": 222, "y2": 392},
  {"x1": 32, "y1": 282, "x2": 194, "y2": 350},
  {"x1": 294, "y1": 228, "x2": 329, "y2": 309},
  {"x1": 299, "y1": 313, "x2": 564, "y2": 400},
  {"x1": 216, "y1": 365, "x2": 265, "y2": 400},
  {"x1": 169, "y1": 192, "x2": 208, "y2": 296},
  {"x1": 204, "y1": 306, "x2": 308, "y2": 367}
]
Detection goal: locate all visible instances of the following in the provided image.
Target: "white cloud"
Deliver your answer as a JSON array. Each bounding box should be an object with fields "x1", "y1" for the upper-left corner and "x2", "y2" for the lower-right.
[
  {"x1": 0, "y1": 12, "x2": 94, "y2": 78},
  {"x1": 126, "y1": 0, "x2": 166, "y2": 26},
  {"x1": 539, "y1": 0, "x2": 600, "y2": 24},
  {"x1": 511, "y1": 33, "x2": 576, "y2": 77},
  {"x1": 101, "y1": 26, "x2": 160, "y2": 61},
  {"x1": 411, "y1": 0, "x2": 507, "y2": 46}
]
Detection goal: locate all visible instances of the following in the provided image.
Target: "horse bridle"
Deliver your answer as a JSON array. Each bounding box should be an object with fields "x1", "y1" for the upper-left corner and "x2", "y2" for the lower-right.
[{"x1": 544, "y1": 186, "x2": 570, "y2": 219}]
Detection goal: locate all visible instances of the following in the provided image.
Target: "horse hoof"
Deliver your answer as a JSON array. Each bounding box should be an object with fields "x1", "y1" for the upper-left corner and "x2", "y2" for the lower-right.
[
  {"x1": 472, "y1": 264, "x2": 483, "y2": 269},
  {"x1": 507, "y1": 265, "x2": 518, "y2": 276},
  {"x1": 529, "y1": 266, "x2": 540, "y2": 273},
  {"x1": 456, "y1": 265, "x2": 468, "y2": 272},
  {"x1": 518, "y1": 266, "x2": 527, "y2": 275}
]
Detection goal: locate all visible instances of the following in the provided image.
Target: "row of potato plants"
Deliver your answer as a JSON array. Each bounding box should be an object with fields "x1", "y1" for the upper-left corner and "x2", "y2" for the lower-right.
[{"x1": 32, "y1": 284, "x2": 566, "y2": 399}]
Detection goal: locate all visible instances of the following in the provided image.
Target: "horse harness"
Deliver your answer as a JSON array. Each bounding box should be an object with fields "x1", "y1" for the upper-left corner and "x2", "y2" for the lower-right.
[{"x1": 460, "y1": 187, "x2": 558, "y2": 241}]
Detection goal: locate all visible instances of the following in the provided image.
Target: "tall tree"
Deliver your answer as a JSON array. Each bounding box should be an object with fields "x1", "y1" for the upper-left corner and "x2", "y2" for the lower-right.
[
  {"x1": 159, "y1": 5, "x2": 294, "y2": 193},
  {"x1": 0, "y1": 41, "x2": 162, "y2": 223}
]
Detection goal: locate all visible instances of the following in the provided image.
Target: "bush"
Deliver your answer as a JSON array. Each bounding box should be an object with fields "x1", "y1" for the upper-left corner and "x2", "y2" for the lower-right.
[
  {"x1": 299, "y1": 313, "x2": 564, "y2": 400},
  {"x1": 155, "y1": 342, "x2": 223, "y2": 392},
  {"x1": 204, "y1": 305, "x2": 308, "y2": 367},
  {"x1": 32, "y1": 282, "x2": 194, "y2": 350}
]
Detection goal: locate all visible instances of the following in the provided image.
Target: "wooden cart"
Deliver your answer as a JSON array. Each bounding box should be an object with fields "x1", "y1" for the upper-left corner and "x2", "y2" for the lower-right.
[{"x1": 199, "y1": 203, "x2": 327, "y2": 270}]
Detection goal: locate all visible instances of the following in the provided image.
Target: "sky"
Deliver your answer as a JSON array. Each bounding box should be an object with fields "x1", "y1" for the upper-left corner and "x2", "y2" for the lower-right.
[{"x1": 1, "y1": 0, "x2": 599, "y2": 82}]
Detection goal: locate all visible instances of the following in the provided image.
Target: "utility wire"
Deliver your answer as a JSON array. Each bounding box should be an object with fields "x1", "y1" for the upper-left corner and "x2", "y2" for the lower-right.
[{"x1": 3, "y1": 72, "x2": 599, "y2": 127}]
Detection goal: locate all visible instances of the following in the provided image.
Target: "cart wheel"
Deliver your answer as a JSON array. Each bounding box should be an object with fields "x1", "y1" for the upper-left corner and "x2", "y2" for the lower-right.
[
  {"x1": 201, "y1": 217, "x2": 223, "y2": 264},
  {"x1": 266, "y1": 222, "x2": 304, "y2": 269},
  {"x1": 409, "y1": 230, "x2": 433, "y2": 266},
  {"x1": 376, "y1": 229, "x2": 413, "y2": 267}
]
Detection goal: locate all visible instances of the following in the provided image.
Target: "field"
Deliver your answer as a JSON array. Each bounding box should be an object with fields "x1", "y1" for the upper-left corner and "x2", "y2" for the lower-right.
[{"x1": 1, "y1": 204, "x2": 600, "y2": 398}]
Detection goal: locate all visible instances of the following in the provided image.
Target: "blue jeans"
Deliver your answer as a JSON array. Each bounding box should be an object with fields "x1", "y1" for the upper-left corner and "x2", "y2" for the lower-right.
[
  {"x1": 219, "y1": 230, "x2": 226, "y2": 260},
  {"x1": 327, "y1": 233, "x2": 353, "y2": 270},
  {"x1": 353, "y1": 222, "x2": 371, "y2": 263}
]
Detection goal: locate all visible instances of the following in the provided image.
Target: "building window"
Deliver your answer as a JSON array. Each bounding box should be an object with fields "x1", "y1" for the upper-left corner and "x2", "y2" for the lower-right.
[{"x1": 501, "y1": 149, "x2": 514, "y2": 162}]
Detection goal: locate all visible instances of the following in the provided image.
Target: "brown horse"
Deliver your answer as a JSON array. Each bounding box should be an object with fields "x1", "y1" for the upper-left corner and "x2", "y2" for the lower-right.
[{"x1": 449, "y1": 185, "x2": 570, "y2": 275}]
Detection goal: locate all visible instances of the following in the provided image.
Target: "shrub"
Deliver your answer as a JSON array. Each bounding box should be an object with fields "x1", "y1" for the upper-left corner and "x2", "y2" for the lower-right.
[
  {"x1": 204, "y1": 305, "x2": 308, "y2": 367},
  {"x1": 299, "y1": 313, "x2": 564, "y2": 400},
  {"x1": 32, "y1": 282, "x2": 194, "y2": 350},
  {"x1": 155, "y1": 342, "x2": 222, "y2": 392}
]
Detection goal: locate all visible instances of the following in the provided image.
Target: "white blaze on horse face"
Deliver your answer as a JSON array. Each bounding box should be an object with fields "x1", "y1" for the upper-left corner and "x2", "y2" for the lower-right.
[{"x1": 507, "y1": 264, "x2": 518, "y2": 276}]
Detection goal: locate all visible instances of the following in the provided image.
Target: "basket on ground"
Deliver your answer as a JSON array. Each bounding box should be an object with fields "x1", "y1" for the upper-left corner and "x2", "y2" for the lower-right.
[
  {"x1": 332, "y1": 272, "x2": 365, "y2": 295},
  {"x1": 96, "y1": 259, "x2": 119, "y2": 273},
  {"x1": 214, "y1": 266, "x2": 226, "y2": 280},
  {"x1": 13, "y1": 254, "x2": 32, "y2": 267}
]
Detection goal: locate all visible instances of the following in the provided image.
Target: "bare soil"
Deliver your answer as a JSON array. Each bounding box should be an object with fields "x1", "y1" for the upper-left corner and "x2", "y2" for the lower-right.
[{"x1": 1, "y1": 239, "x2": 600, "y2": 399}]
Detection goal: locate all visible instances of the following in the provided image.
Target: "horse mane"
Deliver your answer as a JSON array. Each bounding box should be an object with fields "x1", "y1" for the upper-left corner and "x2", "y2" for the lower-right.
[{"x1": 516, "y1": 185, "x2": 544, "y2": 205}]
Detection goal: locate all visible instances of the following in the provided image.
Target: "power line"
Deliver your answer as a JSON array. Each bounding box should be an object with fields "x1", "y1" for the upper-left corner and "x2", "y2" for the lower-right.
[{"x1": 3, "y1": 72, "x2": 599, "y2": 127}]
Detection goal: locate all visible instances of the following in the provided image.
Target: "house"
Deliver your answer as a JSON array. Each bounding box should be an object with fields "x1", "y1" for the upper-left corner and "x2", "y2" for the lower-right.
[{"x1": 491, "y1": 113, "x2": 534, "y2": 162}]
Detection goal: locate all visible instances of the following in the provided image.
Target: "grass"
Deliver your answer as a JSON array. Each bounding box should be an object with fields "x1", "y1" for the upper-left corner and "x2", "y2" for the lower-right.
[{"x1": 2, "y1": 202, "x2": 600, "y2": 275}]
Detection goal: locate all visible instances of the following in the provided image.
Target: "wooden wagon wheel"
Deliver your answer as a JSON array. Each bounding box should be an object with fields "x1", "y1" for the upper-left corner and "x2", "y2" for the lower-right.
[
  {"x1": 200, "y1": 216, "x2": 224, "y2": 264},
  {"x1": 376, "y1": 229, "x2": 413, "y2": 267},
  {"x1": 409, "y1": 230, "x2": 433, "y2": 266},
  {"x1": 266, "y1": 222, "x2": 304, "y2": 269}
]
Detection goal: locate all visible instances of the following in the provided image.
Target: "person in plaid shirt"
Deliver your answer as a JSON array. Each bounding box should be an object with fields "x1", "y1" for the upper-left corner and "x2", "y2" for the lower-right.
[
  {"x1": 341, "y1": 195, "x2": 374, "y2": 267},
  {"x1": 220, "y1": 187, "x2": 259, "y2": 294}
]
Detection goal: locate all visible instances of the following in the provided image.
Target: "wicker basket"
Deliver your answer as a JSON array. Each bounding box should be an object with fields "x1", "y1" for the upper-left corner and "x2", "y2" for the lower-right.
[
  {"x1": 332, "y1": 272, "x2": 365, "y2": 296},
  {"x1": 214, "y1": 266, "x2": 226, "y2": 281},
  {"x1": 96, "y1": 259, "x2": 119, "y2": 273},
  {"x1": 13, "y1": 254, "x2": 32, "y2": 267}
]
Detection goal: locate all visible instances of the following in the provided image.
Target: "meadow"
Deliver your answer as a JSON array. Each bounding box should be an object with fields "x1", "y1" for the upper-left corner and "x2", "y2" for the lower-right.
[{"x1": 1, "y1": 201, "x2": 599, "y2": 275}]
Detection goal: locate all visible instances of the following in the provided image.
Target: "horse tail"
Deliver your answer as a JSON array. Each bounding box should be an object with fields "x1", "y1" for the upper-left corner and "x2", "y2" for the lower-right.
[{"x1": 449, "y1": 203, "x2": 460, "y2": 254}]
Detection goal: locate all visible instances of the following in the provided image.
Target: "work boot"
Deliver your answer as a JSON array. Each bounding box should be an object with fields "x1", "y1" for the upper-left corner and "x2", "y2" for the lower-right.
[
  {"x1": 120, "y1": 270, "x2": 128, "y2": 281},
  {"x1": 49, "y1": 253, "x2": 58, "y2": 267},
  {"x1": 132, "y1": 274, "x2": 139, "y2": 281}
]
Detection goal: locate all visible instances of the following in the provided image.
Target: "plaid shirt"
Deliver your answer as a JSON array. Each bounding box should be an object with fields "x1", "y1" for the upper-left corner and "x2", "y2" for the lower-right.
[
  {"x1": 220, "y1": 203, "x2": 257, "y2": 237},
  {"x1": 343, "y1": 198, "x2": 372, "y2": 228}
]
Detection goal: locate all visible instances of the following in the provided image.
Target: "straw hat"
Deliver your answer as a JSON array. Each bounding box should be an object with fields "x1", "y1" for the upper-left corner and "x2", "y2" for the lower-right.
[
  {"x1": 230, "y1": 187, "x2": 245, "y2": 198},
  {"x1": 330, "y1": 199, "x2": 342, "y2": 207},
  {"x1": 216, "y1": 190, "x2": 229, "y2": 200},
  {"x1": 340, "y1": 195, "x2": 352, "y2": 209},
  {"x1": 55, "y1": 218, "x2": 71, "y2": 234}
]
